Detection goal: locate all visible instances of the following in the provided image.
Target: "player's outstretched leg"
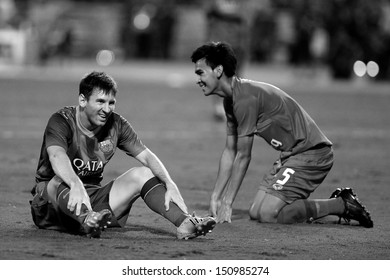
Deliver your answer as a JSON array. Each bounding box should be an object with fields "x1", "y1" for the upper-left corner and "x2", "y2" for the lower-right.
[{"x1": 330, "y1": 187, "x2": 373, "y2": 228}]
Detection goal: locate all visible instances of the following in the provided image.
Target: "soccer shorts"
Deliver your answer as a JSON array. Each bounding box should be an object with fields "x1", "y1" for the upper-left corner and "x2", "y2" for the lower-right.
[
  {"x1": 259, "y1": 144, "x2": 334, "y2": 204},
  {"x1": 30, "y1": 179, "x2": 127, "y2": 233}
]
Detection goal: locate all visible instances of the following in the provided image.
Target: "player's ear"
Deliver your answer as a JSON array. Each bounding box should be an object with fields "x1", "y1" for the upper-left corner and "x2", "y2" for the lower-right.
[
  {"x1": 215, "y1": 65, "x2": 223, "y2": 79},
  {"x1": 79, "y1": 94, "x2": 87, "y2": 107}
]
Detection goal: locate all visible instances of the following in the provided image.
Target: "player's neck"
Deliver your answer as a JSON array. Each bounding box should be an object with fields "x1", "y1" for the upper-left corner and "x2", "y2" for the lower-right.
[{"x1": 220, "y1": 76, "x2": 235, "y2": 99}]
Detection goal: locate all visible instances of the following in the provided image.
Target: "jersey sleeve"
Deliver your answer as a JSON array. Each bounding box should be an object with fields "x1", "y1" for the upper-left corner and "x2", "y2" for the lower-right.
[
  {"x1": 45, "y1": 112, "x2": 72, "y2": 150},
  {"x1": 117, "y1": 116, "x2": 146, "y2": 157}
]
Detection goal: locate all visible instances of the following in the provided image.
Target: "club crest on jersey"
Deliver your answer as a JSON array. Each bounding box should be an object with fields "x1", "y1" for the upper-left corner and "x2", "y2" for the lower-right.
[{"x1": 99, "y1": 139, "x2": 114, "y2": 153}]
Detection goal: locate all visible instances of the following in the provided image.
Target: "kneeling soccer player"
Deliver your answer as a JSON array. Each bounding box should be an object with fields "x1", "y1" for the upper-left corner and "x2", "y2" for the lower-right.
[{"x1": 190, "y1": 41, "x2": 373, "y2": 228}]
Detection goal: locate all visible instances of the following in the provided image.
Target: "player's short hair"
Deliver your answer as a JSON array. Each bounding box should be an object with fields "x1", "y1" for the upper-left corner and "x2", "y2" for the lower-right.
[
  {"x1": 191, "y1": 41, "x2": 237, "y2": 77},
  {"x1": 79, "y1": 71, "x2": 118, "y2": 100}
]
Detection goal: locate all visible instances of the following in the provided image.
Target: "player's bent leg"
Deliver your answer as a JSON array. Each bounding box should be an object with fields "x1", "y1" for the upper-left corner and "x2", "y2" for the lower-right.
[
  {"x1": 256, "y1": 194, "x2": 287, "y2": 223},
  {"x1": 249, "y1": 189, "x2": 288, "y2": 223},
  {"x1": 254, "y1": 194, "x2": 319, "y2": 224},
  {"x1": 140, "y1": 176, "x2": 216, "y2": 239},
  {"x1": 250, "y1": 188, "x2": 350, "y2": 224},
  {"x1": 46, "y1": 176, "x2": 112, "y2": 238},
  {"x1": 47, "y1": 176, "x2": 89, "y2": 220},
  {"x1": 140, "y1": 176, "x2": 189, "y2": 226},
  {"x1": 111, "y1": 167, "x2": 216, "y2": 239},
  {"x1": 275, "y1": 198, "x2": 345, "y2": 224},
  {"x1": 109, "y1": 166, "x2": 153, "y2": 217},
  {"x1": 276, "y1": 199, "x2": 318, "y2": 223}
]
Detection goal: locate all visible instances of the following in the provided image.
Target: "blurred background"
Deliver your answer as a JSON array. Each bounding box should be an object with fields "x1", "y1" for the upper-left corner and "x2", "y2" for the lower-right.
[
  {"x1": 0, "y1": 0, "x2": 389, "y2": 80},
  {"x1": 1, "y1": 1, "x2": 390, "y2": 260}
]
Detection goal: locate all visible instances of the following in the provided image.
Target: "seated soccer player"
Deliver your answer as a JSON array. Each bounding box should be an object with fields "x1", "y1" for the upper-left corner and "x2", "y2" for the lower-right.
[
  {"x1": 30, "y1": 71, "x2": 216, "y2": 239},
  {"x1": 190, "y1": 41, "x2": 373, "y2": 228}
]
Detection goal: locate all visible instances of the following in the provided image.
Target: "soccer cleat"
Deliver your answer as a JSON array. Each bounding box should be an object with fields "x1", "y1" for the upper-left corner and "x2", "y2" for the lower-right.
[
  {"x1": 330, "y1": 187, "x2": 373, "y2": 228},
  {"x1": 177, "y1": 213, "x2": 216, "y2": 240},
  {"x1": 81, "y1": 209, "x2": 112, "y2": 238}
]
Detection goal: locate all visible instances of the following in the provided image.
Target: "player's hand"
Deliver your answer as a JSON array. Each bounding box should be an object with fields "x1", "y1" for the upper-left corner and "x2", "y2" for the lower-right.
[
  {"x1": 68, "y1": 184, "x2": 92, "y2": 216},
  {"x1": 164, "y1": 183, "x2": 188, "y2": 214},
  {"x1": 209, "y1": 197, "x2": 221, "y2": 218},
  {"x1": 216, "y1": 201, "x2": 232, "y2": 223}
]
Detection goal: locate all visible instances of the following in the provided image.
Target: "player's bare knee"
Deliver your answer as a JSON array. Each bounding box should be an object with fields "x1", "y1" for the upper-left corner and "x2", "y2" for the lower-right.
[
  {"x1": 134, "y1": 166, "x2": 154, "y2": 181},
  {"x1": 116, "y1": 166, "x2": 153, "y2": 192},
  {"x1": 127, "y1": 166, "x2": 154, "y2": 186},
  {"x1": 257, "y1": 207, "x2": 279, "y2": 223}
]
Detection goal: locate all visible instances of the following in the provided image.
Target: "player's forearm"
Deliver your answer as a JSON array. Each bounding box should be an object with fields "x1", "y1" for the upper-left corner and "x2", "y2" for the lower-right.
[
  {"x1": 48, "y1": 148, "x2": 83, "y2": 189},
  {"x1": 212, "y1": 148, "x2": 235, "y2": 199},
  {"x1": 223, "y1": 152, "x2": 251, "y2": 205},
  {"x1": 139, "y1": 148, "x2": 175, "y2": 188}
]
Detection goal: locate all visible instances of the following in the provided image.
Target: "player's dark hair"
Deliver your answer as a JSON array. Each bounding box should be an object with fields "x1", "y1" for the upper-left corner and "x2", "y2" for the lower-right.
[
  {"x1": 79, "y1": 71, "x2": 118, "y2": 99},
  {"x1": 191, "y1": 41, "x2": 237, "y2": 77}
]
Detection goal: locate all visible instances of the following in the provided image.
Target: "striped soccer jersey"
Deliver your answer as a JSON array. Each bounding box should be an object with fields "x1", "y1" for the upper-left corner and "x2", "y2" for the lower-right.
[{"x1": 35, "y1": 106, "x2": 146, "y2": 186}]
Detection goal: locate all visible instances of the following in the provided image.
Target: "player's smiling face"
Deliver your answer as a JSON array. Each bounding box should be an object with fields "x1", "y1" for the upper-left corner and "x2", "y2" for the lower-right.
[
  {"x1": 79, "y1": 88, "x2": 116, "y2": 130},
  {"x1": 194, "y1": 58, "x2": 220, "y2": 96}
]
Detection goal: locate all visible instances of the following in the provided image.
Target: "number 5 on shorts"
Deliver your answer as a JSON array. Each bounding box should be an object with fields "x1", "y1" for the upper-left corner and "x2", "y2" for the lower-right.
[{"x1": 276, "y1": 168, "x2": 295, "y2": 185}]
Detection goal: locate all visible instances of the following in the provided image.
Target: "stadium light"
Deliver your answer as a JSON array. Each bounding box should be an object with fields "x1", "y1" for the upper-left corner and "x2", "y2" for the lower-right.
[
  {"x1": 366, "y1": 61, "x2": 379, "y2": 78},
  {"x1": 353, "y1": 60, "x2": 366, "y2": 77},
  {"x1": 96, "y1": 50, "x2": 115, "y2": 66},
  {"x1": 133, "y1": 12, "x2": 150, "y2": 30}
]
